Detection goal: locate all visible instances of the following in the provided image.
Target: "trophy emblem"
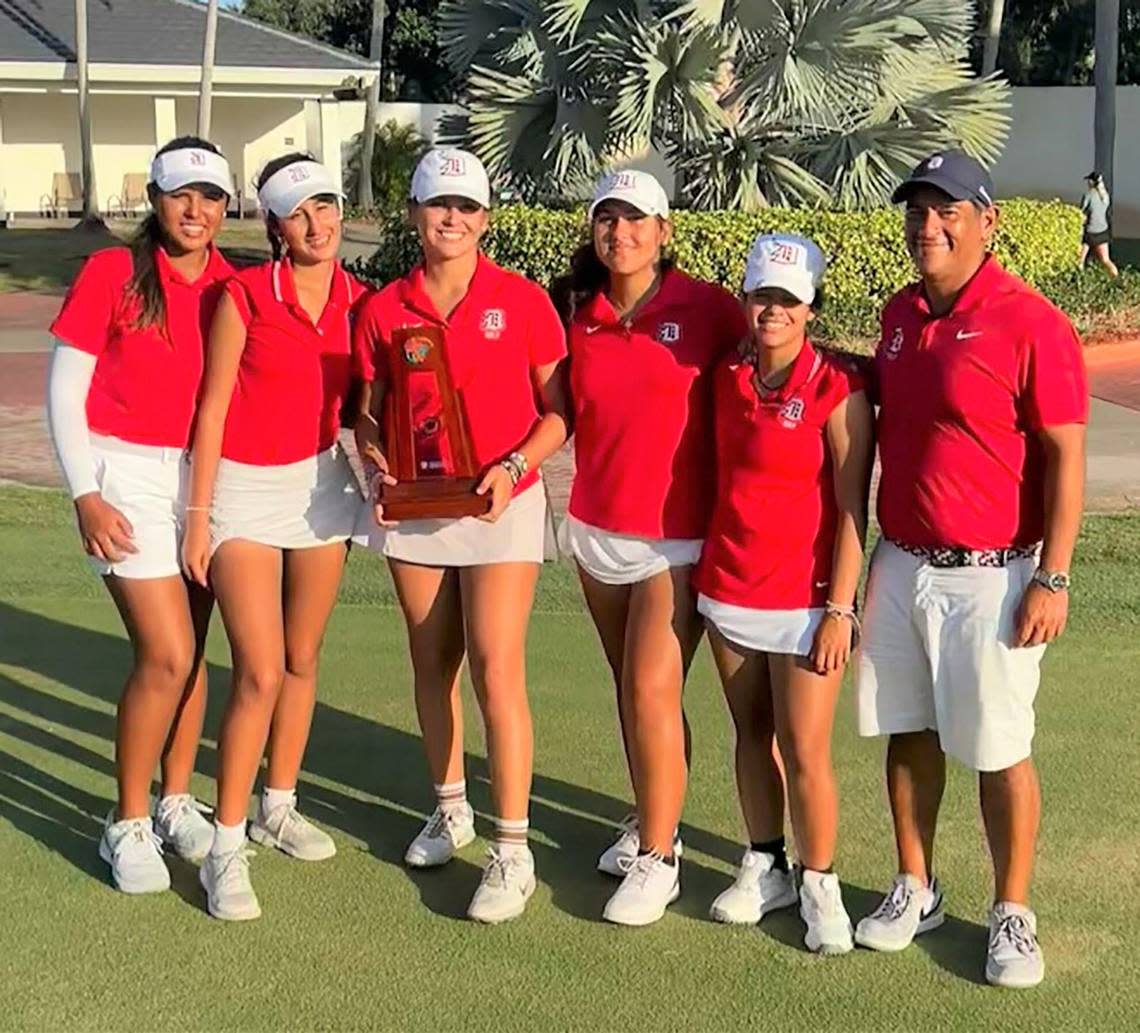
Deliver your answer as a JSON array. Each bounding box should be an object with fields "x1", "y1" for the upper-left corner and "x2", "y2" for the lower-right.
[{"x1": 379, "y1": 325, "x2": 491, "y2": 520}]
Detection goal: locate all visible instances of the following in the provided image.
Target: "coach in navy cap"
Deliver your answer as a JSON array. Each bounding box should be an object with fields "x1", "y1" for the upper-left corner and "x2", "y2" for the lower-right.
[{"x1": 853, "y1": 150, "x2": 1088, "y2": 990}]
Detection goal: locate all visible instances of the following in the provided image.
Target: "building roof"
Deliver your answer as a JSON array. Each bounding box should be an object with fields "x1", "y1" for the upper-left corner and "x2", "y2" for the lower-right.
[{"x1": 0, "y1": 0, "x2": 374, "y2": 70}]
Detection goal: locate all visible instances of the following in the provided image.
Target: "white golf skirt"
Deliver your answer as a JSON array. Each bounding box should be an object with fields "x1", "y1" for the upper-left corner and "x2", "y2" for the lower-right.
[
  {"x1": 362, "y1": 478, "x2": 547, "y2": 567},
  {"x1": 560, "y1": 514, "x2": 702, "y2": 585},
  {"x1": 85, "y1": 434, "x2": 187, "y2": 580},
  {"x1": 698, "y1": 594, "x2": 825, "y2": 658},
  {"x1": 210, "y1": 444, "x2": 364, "y2": 553}
]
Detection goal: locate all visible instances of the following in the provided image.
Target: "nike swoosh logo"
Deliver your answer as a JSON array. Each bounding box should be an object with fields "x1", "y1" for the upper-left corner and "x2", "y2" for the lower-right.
[
  {"x1": 814, "y1": 580, "x2": 830, "y2": 589},
  {"x1": 585, "y1": 325, "x2": 601, "y2": 334},
  {"x1": 956, "y1": 330, "x2": 983, "y2": 340}
]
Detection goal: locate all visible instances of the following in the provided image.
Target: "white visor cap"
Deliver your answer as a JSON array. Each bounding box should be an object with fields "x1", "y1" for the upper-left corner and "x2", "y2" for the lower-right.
[
  {"x1": 258, "y1": 160, "x2": 344, "y2": 218},
  {"x1": 588, "y1": 169, "x2": 670, "y2": 219},
  {"x1": 742, "y1": 233, "x2": 827, "y2": 304},
  {"x1": 149, "y1": 147, "x2": 233, "y2": 196},
  {"x1": 410, "y1": 148, "x2": 491, "y2": 208}
]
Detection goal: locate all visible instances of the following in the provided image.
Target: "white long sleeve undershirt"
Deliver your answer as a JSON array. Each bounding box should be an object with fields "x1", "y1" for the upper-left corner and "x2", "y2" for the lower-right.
[{"x1": 46, "y1": 341, "x2": 99, "y2": 499}]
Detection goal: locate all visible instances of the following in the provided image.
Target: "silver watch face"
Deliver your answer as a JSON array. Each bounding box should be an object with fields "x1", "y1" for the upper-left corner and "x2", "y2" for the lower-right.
[{"x1": 1036, "y1": 570, "x2": 1070, "y2": 591}]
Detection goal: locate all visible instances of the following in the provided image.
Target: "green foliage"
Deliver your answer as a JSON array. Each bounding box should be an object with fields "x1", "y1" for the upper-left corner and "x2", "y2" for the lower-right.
[
  {"x1": 344, "y1": 119, "x2": 429, "y2": 216},
  {"x1": 240, "y1": 0, "x2": 456, "y2": 101},
  {"x1": 355, "y1": 197, "x2": 1094, "y2": 342},
  {"x1": 437, "y1": 0, "x2": 1011, "y2": 210}
]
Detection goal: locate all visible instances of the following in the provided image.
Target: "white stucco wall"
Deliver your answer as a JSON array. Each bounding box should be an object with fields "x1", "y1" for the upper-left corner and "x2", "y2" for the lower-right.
[{"x1": 2, "y1": 86, "x2": 1138, "y2": 230}]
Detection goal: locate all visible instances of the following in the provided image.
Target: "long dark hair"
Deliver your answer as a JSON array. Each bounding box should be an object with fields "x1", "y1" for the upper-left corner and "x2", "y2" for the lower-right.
[
  {"x1": 128, "y1": 136, "x2": 226, "y2": 331},
  {"x1": 256, "y1": 152, "x2": 341, "y2": 262},
  {"x1": 550, "y1": 239, "x2": 676, "y2": 326}
]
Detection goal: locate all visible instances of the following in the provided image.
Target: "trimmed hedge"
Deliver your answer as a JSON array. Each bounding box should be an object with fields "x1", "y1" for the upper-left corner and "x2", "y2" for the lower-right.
[{"x1": 354, "y1": 199, "x2": 1099, "y2": 343}]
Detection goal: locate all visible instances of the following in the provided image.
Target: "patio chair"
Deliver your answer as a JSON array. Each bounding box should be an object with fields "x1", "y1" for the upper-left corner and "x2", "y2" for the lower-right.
[
  {"x1": 107, "y1": 173, "x2": 149, "y2": 218},
  {"x1": 39, "y1": 172, "x2": 81, "y2": 218}
]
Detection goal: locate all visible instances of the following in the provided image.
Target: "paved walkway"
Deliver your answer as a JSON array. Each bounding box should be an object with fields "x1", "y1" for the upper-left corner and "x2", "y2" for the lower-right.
[{"x1": 2, "y1": 291, "x2": 1137, "y2": 513}]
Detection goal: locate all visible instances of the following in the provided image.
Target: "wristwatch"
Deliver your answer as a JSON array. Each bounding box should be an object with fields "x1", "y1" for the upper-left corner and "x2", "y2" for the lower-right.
[{"x1": 1031, "y1": 568, "x2": 1071, "y2": 593}]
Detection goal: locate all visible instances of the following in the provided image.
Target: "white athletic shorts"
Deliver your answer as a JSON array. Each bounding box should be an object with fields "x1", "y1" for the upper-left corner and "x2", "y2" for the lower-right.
[
  {"x1": 363, "y1": 478, "x2": 546, "y2": 567},
  {"x1": 559, "y1": 514, "x2": 702, "y2": 585},
  {"x1": 698, "y1": 595, "x2": 825, "y2": 658},
  {"x1": 855, "y1": 539, "x2": 1047, "y2": 772},
  {"x1": 211, "y1": 444, "x2": 364, "y2": 553},
  {"x1": 85, "y1": 434, "x2": 187, "y2": 580}
]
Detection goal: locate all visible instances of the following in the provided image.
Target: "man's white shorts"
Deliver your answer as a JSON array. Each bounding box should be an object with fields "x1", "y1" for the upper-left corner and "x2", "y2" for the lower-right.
[{"x1": 855, "y1": 540, "x2": 1047, "y2": 772}]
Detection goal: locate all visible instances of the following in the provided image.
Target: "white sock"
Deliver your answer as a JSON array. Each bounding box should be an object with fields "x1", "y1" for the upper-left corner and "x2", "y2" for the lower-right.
[
  {"x1": 494, "y1": 817, "x2": 529, "y2": 858},
  {"x1": 210, "y1": 820, "x2": 246, "y2": 857},
  {"x1": 434, "y1": 779, "x2": 468, "y2": 814},
  {"x1": 262, "y1": 786, "x2": 295, "y2": 815}
]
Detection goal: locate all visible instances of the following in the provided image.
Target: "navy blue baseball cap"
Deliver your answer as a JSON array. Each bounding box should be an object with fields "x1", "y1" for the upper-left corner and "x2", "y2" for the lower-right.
[{"x1": 892, "y1": 151, "x2": 995, "y2": 208}]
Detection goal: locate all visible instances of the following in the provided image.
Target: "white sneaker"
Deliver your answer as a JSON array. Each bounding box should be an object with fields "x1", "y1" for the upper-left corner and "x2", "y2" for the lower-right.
[
  {"x1": 596, "y1": 814, "x2": 683, "y2": 877},
  {"x1": 248, "y1": 796, "x2": 336, "y2": 862},
  {"x1": 855, "y1": 874, "x2": 945, "y2": 952},
  {"x1": 710, "y1": 849, "x2": 797, "y2": 924},
  {"x1": 200, "y1": 846, "x2": 261, "y2": 921},
  {"x1": 466, "y1": 847, "x2": 537, "y2": 924},
  {"x1": 404, "y1": 804, "x2": 476, "y2": 868},
  {"x1": 799, "y1": 869, "x2": 854, "y2": 955},
  {"x1": 153, "y1": 794, "x2": 213, "y2": 863},
  {"x1": 602, "y1": 851, "x2": 681, "y2": 926},
  {"x1": 98, "y1": 811, "x2": 170, "y2": 894},
  {"x1": 986, "y1": 902, "x2": 1044, "y2": 989}
]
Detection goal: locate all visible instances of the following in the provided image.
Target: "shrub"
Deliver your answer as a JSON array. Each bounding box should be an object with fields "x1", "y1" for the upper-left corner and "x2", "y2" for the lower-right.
[
  {"x1": 353, "y1": 198, "x2": 1104, "y2": 343},
  {"x1": 344, "y1": 119, "x2": 429, "y2": 216}
]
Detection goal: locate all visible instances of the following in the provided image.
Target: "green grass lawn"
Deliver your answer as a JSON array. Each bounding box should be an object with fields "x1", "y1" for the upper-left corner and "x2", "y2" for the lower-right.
[{"x1": 0, "y1": 487, "x2": 1137, "y2": 1031}]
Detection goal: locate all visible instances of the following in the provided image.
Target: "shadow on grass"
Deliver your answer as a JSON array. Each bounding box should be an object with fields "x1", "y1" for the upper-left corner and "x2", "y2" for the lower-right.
[
  {"x1": 0, "y1": 601, "x2": 989, "y2": 971},
  {"x1": 0, "y1": 600, "x2": 736, "y2": 927}
]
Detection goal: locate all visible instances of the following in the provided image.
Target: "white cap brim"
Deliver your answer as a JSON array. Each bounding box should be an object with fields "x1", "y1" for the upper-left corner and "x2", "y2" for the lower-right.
[
  {"x1": 149, "y1": 149, "x2": 233, "y2": 196},
  {"x1": 258, "y1": 161, "x2": 344, "y2": 218},
  {"x1": 742, "y1": 267, "x2": 817, "y2": 304}
]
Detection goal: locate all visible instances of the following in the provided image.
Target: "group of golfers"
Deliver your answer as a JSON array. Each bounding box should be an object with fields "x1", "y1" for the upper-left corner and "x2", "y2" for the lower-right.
[{"x1": 46, "y1": 136, "x2": 1086, "y2": 991}]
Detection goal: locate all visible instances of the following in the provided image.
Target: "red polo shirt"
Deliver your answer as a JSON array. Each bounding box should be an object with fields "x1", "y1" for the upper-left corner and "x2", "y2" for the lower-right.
[
  {"x1": 875, "y1": 256, "x2": 1087, "y2": 549},
  {"x1": 352, "y1": 254, "x2": 567, "y2": 495},
  {"x1": 568, "y1": 270, "x2": 747, "y2": 539},
  {"x1": 695, "y1": 341, "x2": 863, "y2": 609},
  {"x1": 221, "y1": 259, "x2": 368, "y2": 466},
  {"x1": 50, "y1": 245, "x2": 233, "y2": 448}
]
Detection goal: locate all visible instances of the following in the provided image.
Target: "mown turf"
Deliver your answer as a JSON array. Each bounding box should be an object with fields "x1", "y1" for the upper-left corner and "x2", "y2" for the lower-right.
[{"x1": 0, "y1": 488, "x2": 1137, "y2": 1032}]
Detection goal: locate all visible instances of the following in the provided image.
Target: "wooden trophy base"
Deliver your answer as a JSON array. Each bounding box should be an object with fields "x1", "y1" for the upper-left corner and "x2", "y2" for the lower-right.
[{"x1": 380, "y1": 477, "x2": 493, "y2": 521}]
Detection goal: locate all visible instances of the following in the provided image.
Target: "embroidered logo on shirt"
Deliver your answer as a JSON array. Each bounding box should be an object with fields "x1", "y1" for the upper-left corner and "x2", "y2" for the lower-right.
[
  {"x1": 657, "y1": 322, "x2": 680, "y2": 343},
  {"x1": 778, "y1": 398, "x2": 805, "y2": 429},
  {"x1": 480, "y1": 308, "x2": 506, "y2": 340},
  {"x1": 956, "y1": 329, "x2": 983, "y2": 340},
  {"x1": 886, "y1": 326, "x2": 904, "y2": 360}
]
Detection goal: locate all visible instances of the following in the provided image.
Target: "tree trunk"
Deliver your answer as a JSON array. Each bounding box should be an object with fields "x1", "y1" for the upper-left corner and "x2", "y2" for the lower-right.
[
  {"x1": 1094, "y1": 0, "x2": 1120, "y2": 194},
  {"x1": 358, "y1": 0, "x2": 386, "y2": 210},
  {"x1": 981, "y1": 0, "x2": 1006, "y2": 77},
  {"x1": 198, "y1": 0, "x2": 220, "y2": 139},
  {"x1": 74, "y1": 0, "x2": 102, "y2": 226}
]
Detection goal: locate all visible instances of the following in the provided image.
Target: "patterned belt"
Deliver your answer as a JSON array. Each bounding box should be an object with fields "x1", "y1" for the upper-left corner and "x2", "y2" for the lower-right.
[{"x1": 886, "y1": 539, "x2": 1040, "y2": 569}]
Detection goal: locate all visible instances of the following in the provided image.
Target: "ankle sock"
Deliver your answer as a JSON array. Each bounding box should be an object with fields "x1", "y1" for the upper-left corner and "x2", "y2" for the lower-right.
[
  {"x1": 751, "y1": 836, "x2": 789, "y2": 872},
  {"x1": 494, "y1": 816, "x2": 529, "y2": 856},
  {"x1": 435, "y1": 779, "x2": 468, "y2": 813},
  {"x1": 210, "y1": 820, "x2": 246, "y2": 857},
  {"x1": 262, "y1": 786, "x2": 295, "y2": 815}
]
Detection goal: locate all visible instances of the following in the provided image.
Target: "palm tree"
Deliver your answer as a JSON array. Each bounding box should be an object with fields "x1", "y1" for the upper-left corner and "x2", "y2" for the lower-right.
[
  {"x1": 981, "y1": 0, "x2": 1006, "y2": 76},
  {"x1": 1094, "y1": 0, "x2": 1119, "y2": 194},
  {"x1": 198, "y1": 0, "x2": 220, "y2": 138},
  {"x1": 358, "y1": 0, "x2": 387, "y2": 210},
  {"x1": 74, "y1": 0, "x2": 101, "y2": 225},
  {"x1": 438, "y1": 0, "x2": 1011, "y2": 210}
]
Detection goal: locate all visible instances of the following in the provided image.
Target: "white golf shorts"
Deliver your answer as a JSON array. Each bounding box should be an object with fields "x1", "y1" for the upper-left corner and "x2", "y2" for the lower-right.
[
  {"x1": 559, "y1": 514, "x2": 702, "y2": 585},
  {"x1": 855, "y1": 539, "x2": 1047, "y2": 772}
]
